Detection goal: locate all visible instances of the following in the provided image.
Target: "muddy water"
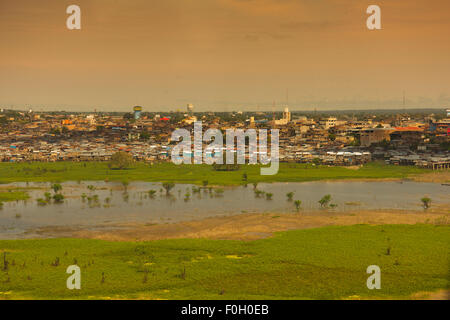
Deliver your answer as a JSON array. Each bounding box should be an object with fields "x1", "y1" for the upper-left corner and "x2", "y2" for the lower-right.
[{"x1": 0, "y1": 181, "x2": 448, "y2": 239}]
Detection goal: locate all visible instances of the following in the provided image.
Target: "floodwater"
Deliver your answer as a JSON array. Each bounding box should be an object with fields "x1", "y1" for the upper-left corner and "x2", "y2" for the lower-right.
[{"x1": 0, "y1": 180, "x2": 448, "y2": 239}]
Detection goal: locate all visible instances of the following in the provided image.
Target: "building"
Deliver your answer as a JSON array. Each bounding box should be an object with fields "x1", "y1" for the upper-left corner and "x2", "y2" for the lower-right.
[
  {"x1": 319, "y1": 117, "x2": 338, "y2": 129},
  {"x1": 429, "y1": 118, "x2": 450, "y2": 135},
  {"x1": 133, "y1": 106, "x2": 143, "y2": 120},
  {"x1": 360, "y1": 128, "x2": 393, "y2": 147},
  {"x1": 274, "y1": 107, "x2": 291, "y2": 126},
  {"x1": 187, "y1": 104, "x2": 194, "y2": 115},
  {"x1": 283, "y1": 107, "x2": 291, "y2": 122},
  {"x1": 390, "y1": 127, "x2": 424, "y2": 146}
]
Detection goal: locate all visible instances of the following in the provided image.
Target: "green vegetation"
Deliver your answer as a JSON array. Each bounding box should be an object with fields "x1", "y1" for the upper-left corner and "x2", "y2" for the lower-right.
[
  {"x1": 162, "y1": 182, "x2": 175, "y2": 195},
  {"x1": 52, "y1": 194, "x2": 65, "y2": 204},
  {"x1": 0, "y1": 161, "x2": 430, "y2": 186},
  {"x1": 0, "y1": 191, "x2": 30, "y2": 203},
  {"x1": 51, "y1": 183, "x2": 62, "y2": 194},
  {"x1": 286, "y1": 192, "x2": 294, "y2": 201},
  {"x1": 0, "y1": 224, "x2": 448, "y2": 299},
  {"x1": 294, "y1": 200, "x2": 302, "y2": 212},
  {"x1": 421, "y1": 197, "x2": 431, "y2": 209},
  {"x1": 108, "y1": 152, "x2": 134, "y2": 170},
  {"x1": 318, "y1": 194, "x2": 332, "y2": 208}
]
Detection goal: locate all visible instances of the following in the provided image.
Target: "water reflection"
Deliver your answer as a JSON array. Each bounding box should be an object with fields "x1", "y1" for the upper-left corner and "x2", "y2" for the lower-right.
[{"x1": 0, "y1": 180, "x2": 448, "y2": 239}]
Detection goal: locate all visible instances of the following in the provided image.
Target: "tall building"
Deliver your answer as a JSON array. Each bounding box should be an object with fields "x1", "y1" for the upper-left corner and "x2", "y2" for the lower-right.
[
  {"x1": 187, "y1": 103, "x2": 194, "y2": 115},
  {"x1": 283, "y1": 107, "x2": 291, "y2": 122},
  {"x1": 133, "y1": 106, "x2": 143, "y2": 120},
  {"x1": 274, "y1": 107, "x2": 291, "y2": 125}
]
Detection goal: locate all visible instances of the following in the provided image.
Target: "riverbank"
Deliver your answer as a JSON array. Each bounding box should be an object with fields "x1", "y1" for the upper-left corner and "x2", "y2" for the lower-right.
[
  {"x1": 0, "y1": 161, "x2": 436, "y2": 185},
  {"x1": 28, "y1": 207, "x2": 450, "y2": 241}
]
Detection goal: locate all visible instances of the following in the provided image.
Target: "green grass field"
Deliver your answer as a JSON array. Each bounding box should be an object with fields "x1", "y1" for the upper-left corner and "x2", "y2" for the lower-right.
[
  {"x1": 0, "y1": 161, "x2": 429, "y2": 185},
  {"x1": 0, "y1": 224, "x2": 448, "y2": 300},
  {"x1": 0, "y1": 191, "x2": 30, "y2": 203}
]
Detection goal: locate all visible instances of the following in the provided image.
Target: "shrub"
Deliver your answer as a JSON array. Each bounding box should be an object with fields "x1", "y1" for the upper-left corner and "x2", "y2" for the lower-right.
[
  {"x1": 109, "y1": 151, "x2": 134, "y2": 170},
  {"x1": 318, "y1": 194, "x2": 332, "y2": 208},
  {"x1": 44, "y1": 192, "x2": 52, "y2": 201},
  {"x1": 51, "y1": 183, "x2": 62, "y2": 193},
  {"x1": 286, "y1": 192, "x2": 294, "y2": 201},
  {"x1": 162, "y1": 182, "x2": 175, "y2": 195},
  {"x1": 294, "y1": 200, "x2": 302, "y2": 212},
  {"x1": 421, "y1": 197, "x2": 431, "y2": 209},
  {"x1": 53, "y1": 194, "x2": 65, "y2": 203}
]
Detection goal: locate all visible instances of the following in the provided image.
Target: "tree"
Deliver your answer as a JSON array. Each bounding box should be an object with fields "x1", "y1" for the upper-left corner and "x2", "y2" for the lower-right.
[
  {"x1": 140, "y1": 131, "x2": 150, "y2": 141},
  {"x1": 286, "y1": 192, "x2": 294, "y2": 201},
  {"x1": 49, "y1": 127, "x2": 61, "y2": 135},
  {"x1": 294, "y1": 200, "x2": 302, "y2": 212},
  {"x1": 51, "y1": 183, "x2": 62, "y2": 194},
  {"x1": 53, "y1": 194, "x2": 65, "y2": 203},
  {"x1": 44, "y1": 192, "x2": 52, "y2": 201},
  {"x1": 265, "y1": 193, "x2": 273, "y2": 200},
  {"x1": 162, "y1": 182, "x2": 175, "y2": 195},
  {"x1": 318, "y1": 194, "x2": 332, "y2": 208},
  {"x1": 312, "y1": 157, "x2": 321, "y2": 166},
  {"x1": 109, "y1": 151, "x2": 133, "y2": 170},
  {"x1": 421, "y1": 197, "x2": 431, "y2": 209}
]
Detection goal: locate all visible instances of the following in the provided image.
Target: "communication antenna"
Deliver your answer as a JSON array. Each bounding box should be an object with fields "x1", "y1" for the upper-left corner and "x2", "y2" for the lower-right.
[
  {"x1": 403, "y1": 90, "x2": 406, "y2": 110},
  {"x1": 272, "y1": 100, "x2": 276, "y2": 121},
  {"x1": 286, "y1": 88, "x2": 289, "y2": 107}
]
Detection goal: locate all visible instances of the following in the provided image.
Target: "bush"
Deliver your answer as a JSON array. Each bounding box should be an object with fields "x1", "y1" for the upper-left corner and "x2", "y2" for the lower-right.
[
  {"x1": 294, "y1": 200, "x2": 302, "y2": 212},
  {"x1": 51, "y1": 184, "x2": 62, "y2": 194},
  {"x1": 162, "y1": 182, "x2": 175, "y2": 195},
  {"x1": 286, "y1": 192, "x2": 294, "y2": 201},
  {"x1": 109, "y1": 152, "x2": 134, "y2": 170},
  {"x1": 318, "y1": 194, "x2": 332, "y2": 208},
  {"x1": 53, "y1": 194, "x2": 65, "y2": 203},
  {"x1": 421, "y1": 197, "x2": 431, "y2": 209}
]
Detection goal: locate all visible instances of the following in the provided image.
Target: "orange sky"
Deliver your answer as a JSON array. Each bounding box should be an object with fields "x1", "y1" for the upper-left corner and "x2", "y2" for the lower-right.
[{"x1": 0, "y1": 0, "x2": 449, "y2": 111}]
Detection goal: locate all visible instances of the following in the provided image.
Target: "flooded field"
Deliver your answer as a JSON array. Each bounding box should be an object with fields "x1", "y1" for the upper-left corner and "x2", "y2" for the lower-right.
[{"x1": 0, "y1": 180, "x2": 448, "y2": 239}]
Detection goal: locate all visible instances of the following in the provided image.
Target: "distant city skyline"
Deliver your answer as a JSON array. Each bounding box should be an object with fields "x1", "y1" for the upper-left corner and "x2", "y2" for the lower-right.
[{"x1": 1, "y1": 0, "x2": 449, "y2": 111}]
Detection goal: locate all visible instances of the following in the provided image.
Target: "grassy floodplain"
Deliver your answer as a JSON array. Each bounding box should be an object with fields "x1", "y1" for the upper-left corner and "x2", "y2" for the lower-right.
[
  {"x1": 0, "y1": 161, "x2": 430, "y2": 185},
  {"x1": 0, "y1": 224, "x2": 448, "y2": 299},
  {"x1": 0, "y1": 191, "x2": 30, "y2": 202}
]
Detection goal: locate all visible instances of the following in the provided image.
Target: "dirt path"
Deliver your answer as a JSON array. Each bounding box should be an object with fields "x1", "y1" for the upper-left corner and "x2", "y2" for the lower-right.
[
  {"x1": 410, "y1": 290, "x2": 450, "y2": 300},
  {"x1": 31, "y1": 207, "x2": 450, "y2": 241},
  {"x1": 411, "y1": 171, "x2": 450, "y2": 183}
]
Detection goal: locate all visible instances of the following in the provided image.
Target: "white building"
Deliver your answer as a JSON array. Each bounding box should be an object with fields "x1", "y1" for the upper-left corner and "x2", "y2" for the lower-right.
[{"x1": 274, "y1": 107, "x2": 291, "y2": 125}]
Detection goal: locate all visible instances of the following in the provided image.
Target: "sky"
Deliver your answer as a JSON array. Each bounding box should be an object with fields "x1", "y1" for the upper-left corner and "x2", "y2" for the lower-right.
[{"x1": 0, "y1": 0, "x2": 449, "y2": 112}]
